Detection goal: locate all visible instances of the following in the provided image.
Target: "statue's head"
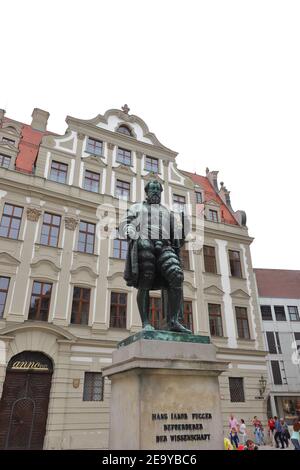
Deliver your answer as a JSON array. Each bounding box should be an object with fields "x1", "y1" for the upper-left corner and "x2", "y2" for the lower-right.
[{"x1": 145, "y1": 179, "x2": 163, "y2": 204}]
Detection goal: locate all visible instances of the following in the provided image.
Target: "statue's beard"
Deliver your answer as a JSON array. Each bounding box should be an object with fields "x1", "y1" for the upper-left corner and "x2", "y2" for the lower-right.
[{"x1": 147, "y1": 194, "x2": 161, "y2": 204}]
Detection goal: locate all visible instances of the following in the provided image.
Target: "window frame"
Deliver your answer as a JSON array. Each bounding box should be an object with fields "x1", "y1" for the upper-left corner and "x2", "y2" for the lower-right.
[
  {"x1": 145, "y1": 156, "x2": 159, "y2": 173},
  {"x1": 28, "y1": 281, "x2": 52, "y2": 322},
  {"x1": 229, "y1": 377, "x2": 245, "y2": 403},
  {"x1": 0, "y1": 153, "x2": 11, "y2": 168},
  {"x1": 71, "y1": 286, "x2": 91, "y2": 325},
  {"x1": 110, "y1": 291, "x2": 127, "y2": 329},
  {"x1": 149, "y1": 296, "x2": 163, "y2": 330},
  {"x1": 260, "y1": 305, "x2": 273, "y2": 321},
  {"x1": 86, "y1": 137, "x2": 103, "y2": 156},
  {"x1": 0, "y1": 203, "x2": 23, "y2": 240},
  {"x1": 203, "y1": 245, "x2": 217, "y2": 274},
  {"x1": 113, "y1": 238, "x2": 128, "y2": 260},
  {"x1": 83, "y1": 372, "x2": 104, "y2": 401},
  {"x1": 228, "y1": 250, "x2": 243, "y2": 278},
  {"x1": 235, "y1": 306, "x2": 251, "y2": 340},
  {"x1": 116, "y1": 147, "x2": 132, "y2": 166},
  {"x1": 83, "y1": 169, "x2": 100, "y2": 193},
  {"x1": 208, "y1": 303, "x2": 224, "y2": 337},
  {"x1": 40, "y1": 212, "x2": 61, "y2": 247},
  {"x1": 274, "y1": 305, "x2": 286, "y2": 322},
  {"x1": 208, "y1": 209, "x2": 218, "y2": 222},
  {"x1": 173, "y1": 194, "x2": 186, "y2": 213},
  {"x1": 49, "y1": 160, "x2": 68, "y2": 184},
  {"x1": 116, "y1": 179, "x2": 131, "y2": 200},
  {"x1": 77, "y1": 221, "x2": 96, "y2": 254},
  {"x1": 0, "y1": 276, "x2": 10, "y2": 318},
  {"x1": 288, "y1": 306, "x2": 300, "y2": 322}
]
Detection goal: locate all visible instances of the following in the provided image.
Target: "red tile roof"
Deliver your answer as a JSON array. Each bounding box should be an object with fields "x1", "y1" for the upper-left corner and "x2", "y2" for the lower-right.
[
  {"x1": 185, "y1": 172, "x2": 238, "y2": 225},
  {"x1": 254, "y1": 269, "x2": 300, "y2": 299}
]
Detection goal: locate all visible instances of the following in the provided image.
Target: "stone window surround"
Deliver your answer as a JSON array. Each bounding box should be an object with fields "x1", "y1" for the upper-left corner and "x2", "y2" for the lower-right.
[
  {"x1": 108, "y1": 288, "x2": 130, "y2": 330},
  {"x1": 114, "y1": 172, "x2": 133, "y2": 202},
  {"x1": 204, "y1": 202, "x2": 221, "y2": 224},
  {"x1": 47, "y1": 153, "x2": 75, "y2": 186},
  {"x1": 231, "y1": 299, "x2": 254, "y2": 341},
  {"x1": 36, "y1": 209, "x2": 65, "y2": 249},
  {"x1": 143, "y1": 155, "x2": 161, "y2": 174},
  {"x1": 82, "y1": 167, "x2": 101, "y2": 194},
  {"x1": 25, "y1": 277, "x2": 57, "y2": 323},
  {"x1": 68, "y1": 283, "x2": 95, "y2": 327},
  {"x1": 0, "y1": 275, "x2": 12, "y2": 321},
  {"x1": 227, "y1": 245, "x2": 245, "y2": 280},
  {"x1": 0, "y1": 199, "x2": 25, "y2": 241},
  {"x1": 202, "y1": 242, "x2": 220, "y2": 275},
  {"x1": 112, "y1": 146, "x2": 137, "y2": 171},
  {"x1": 205, "y1": 298, "x2": 228, "y2": 339},
  {"x1": 0, "y1": 147, "x2": 17, "y2": 171},
  {"x1": 171, "y1": 188, "x2": 189, "y2": 213},
  {"x1": 74, "y1": 219, "x2": 99, "y2": 256}
]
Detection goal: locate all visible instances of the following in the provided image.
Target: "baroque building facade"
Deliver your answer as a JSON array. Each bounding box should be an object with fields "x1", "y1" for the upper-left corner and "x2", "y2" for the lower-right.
[{"x1": 0, "y1": 106, "x2": 267, "y2": 449}]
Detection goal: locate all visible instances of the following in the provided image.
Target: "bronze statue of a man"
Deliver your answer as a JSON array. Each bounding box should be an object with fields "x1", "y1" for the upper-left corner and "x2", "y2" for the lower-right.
[{"x1": 119, "y1": 179, "x2": 191, "y2": 333}]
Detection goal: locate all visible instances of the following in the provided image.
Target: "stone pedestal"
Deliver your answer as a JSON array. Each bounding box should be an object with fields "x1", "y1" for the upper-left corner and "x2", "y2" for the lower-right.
[{"x1": 103, "y1": 332, "x2": 228, "y2": 450}]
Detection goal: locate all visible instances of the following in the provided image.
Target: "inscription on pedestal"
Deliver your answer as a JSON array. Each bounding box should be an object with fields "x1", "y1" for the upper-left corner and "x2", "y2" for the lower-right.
[{"x1": 152, "y1": 412, "x2": 212, "y2": 445}]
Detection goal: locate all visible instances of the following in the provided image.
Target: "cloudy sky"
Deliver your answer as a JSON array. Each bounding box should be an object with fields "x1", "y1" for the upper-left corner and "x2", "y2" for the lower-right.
[{"x1": 1, "y1": 1, "x2": 299, "y2": 269}]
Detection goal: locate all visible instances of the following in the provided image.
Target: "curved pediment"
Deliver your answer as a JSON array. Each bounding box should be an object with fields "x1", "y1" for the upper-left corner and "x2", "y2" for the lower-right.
[
  {"x1": 107, "y1": 271, "x2": 124, "y2": 281},
  {"x1": 30, "y1": 259, "x2": 60, "y2": 273},
  {"x1": 82, "y1": 155, "x2": 107, "y2": 168},
  {"x1": 114, "y1": 163, "x2": 136, "y2": 176},
  {"x1": 0, "y1": 141, "x2": 17, "y2": 152},
  {"x1": 230, "y1": 289, "x2": 250, "y2": 299},
  {"x1": 66, "y1": 108, "x2": 177, "y2": 155},
  {"x1": 70, "y1": 266, "x2": 98, "y2": 279},
  {"x1": 204, "y1": 285, "x2": 224, "y2": 296},
  {"x1": 0, "y1": 322, "x2": 76, "y2": 341},
  {"x1": 2, "y1": 123, "x2": 22, "y2": 135},
  {"x1": 0, "y1": 252, "x2": 20, "y2": 266}
]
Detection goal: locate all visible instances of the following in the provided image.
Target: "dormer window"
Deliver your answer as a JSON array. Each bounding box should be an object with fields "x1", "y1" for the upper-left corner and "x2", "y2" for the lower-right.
[
  {"x1": 117, "y1": 125, "x2": 132, "y2": 136},
  {"x1": 2, "y1": 137, "x2": 15, "y2": 146},
  {"x1": 208, "y1": 209, "x2": 218, "y2": 222},
  {"x1": 195, "y1": 191, "x2": 203, "y2": 204}
]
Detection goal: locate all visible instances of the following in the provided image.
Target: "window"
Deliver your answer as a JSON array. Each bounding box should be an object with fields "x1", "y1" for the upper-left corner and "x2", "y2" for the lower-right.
[
  {"x1": 145, "y1": 156, "x2": 159, "y2": 173},
  {"x1": 208, "y1": 303, "x2": 223, "y2": 337},
  {"x1": 149, "y1": 297, "x2": 163, "y2": 330},
  {"x1": 173, "y1": 194, "x2": 186, "y2": 213},
  {"x1": 83, "y1": 372, "x2": 104, "y2": 401},
  {"x1": 117, "y1": 125, "x2": 132, "y2": 136},
  {"x1": 113, "y1": 238, "x2": 128, "y2": 259},
  {"x1": 71, "y1": 287, "x2": 91, "y2": 325},
  {"x1": 195, "y1": 192, "x2": 203, "y2": 204},
  {"x1": 86, "y1": 137, "x2": 103, "y2": 156},
  {"x1": 275, "y1": 332, "x2": 282, "y2": 354},
  {"x1": 0, "y1": 154, "x2": 11, "y2": 168},
  {"x1": 288, "y1": 306, "x2": 300, "y2": 322},
  {"x1": 294, "y1": 332, "x2": 300, "y2": 352},
  {"x1": 260, "y1": 305, "x2": 272, "y2": 321},
  {"x1": 77, "y1": 221, "x2": 95, "y2": 254},
  {"x1": 116, "y1": 148, "x2": 131, "y2": 166},
  {"x1": 229, "y1": 377, "x2": 245, "y2": 402},
  {"x1": 0, "y1": 203, "x2": 23, "y2": 239},
  {"x1": 2, "y1": 137, "x2": 15, "y2": 145},
  {"x1": 181, "y1": 248, "x2": 190, "y2": 270},
  {"x1": 28, "y1": 281, "x2": 52, "y2": 321},
  {"x1": 266, "y1": 332, "x2": 277, "y2": 354},
  {"x1": 203, "y1": 245, "x2": 217, "y2": 273},
  {"x1": 229, "y1": 250, "x2": 242, "y2": 278},
  {"x1": 110, "y1": 292, "x2": 127, "y2": 328},
  {"x1": 40, "y1": 213, "x2": 61, "y2": 247},
  {"x1": 235, "y1": 307, "x2": 250, "y2": 339},
  {"x1": 116, "y1": 180, "x2": 130, "y2": 199},
  {"x1": 84, "y1": 170, "x2": 100, "y2": 193},
  {"x1": 208, "y1": 209, "x2": 218, "y2": 222},
  {"x1": 49, "y1": 161, "x2": 68, "y2": 184},
  {"x1": 181, "y1": 301, "x2": 193, "y2": 332},
  {"x1": 271, "y1": 360, "x2": 282, "y2": 385},
  {"x1": 274, "y1": 305, "x2": 286, "y2": 322},
  {"x1": 0, "y1": 277, "x2": 10, "y2": 318}
]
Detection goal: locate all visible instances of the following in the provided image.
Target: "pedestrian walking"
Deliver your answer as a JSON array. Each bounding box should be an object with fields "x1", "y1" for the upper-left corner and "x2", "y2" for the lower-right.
[
  {"x1": 274, "y1": 416, "x2": 285, "y2": 449},
  {"x1": 290, "y1": 421, "x2": 300, "y2": 450},
  {"x1": 239, "y1": 419, "x2": 247, "y2": 445}
]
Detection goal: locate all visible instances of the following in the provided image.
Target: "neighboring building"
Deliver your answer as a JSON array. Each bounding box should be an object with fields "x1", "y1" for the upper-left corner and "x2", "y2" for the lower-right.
[
  {"x1": 0, "y1": 106, "x2": 267, "y2": 449},
  {"x1": 255, "y1": 268, "x2": 300, "y2": 423}
]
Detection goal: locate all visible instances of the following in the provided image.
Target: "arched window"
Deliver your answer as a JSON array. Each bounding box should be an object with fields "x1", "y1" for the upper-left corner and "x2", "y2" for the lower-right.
[{"x1": 117, "y1": 125, "x2": 132, "y2": 136}]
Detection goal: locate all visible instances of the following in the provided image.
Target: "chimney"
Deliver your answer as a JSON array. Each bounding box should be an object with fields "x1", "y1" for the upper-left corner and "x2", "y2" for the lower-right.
[
  {"x1": 206, "y1": 168, "x2": 219, "y2": 191},
  {"x1": 0, "y1": 109, "x2": 5, "y2": 126},
  {"x1": 31, "y1": 108, "x2": 49, "y2": 132}
]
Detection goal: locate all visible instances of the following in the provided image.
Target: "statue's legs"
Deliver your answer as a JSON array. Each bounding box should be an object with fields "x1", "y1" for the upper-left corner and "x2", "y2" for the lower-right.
[
  {"x1": 158, "y1": 247, "x2": 192, "y2": 334},
  {"x1": 137, "y1": 239, "x2": 156, "y2": 330},
  {"x1": 136, "y1": 288, "x2": 154, "y2": 330}
]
